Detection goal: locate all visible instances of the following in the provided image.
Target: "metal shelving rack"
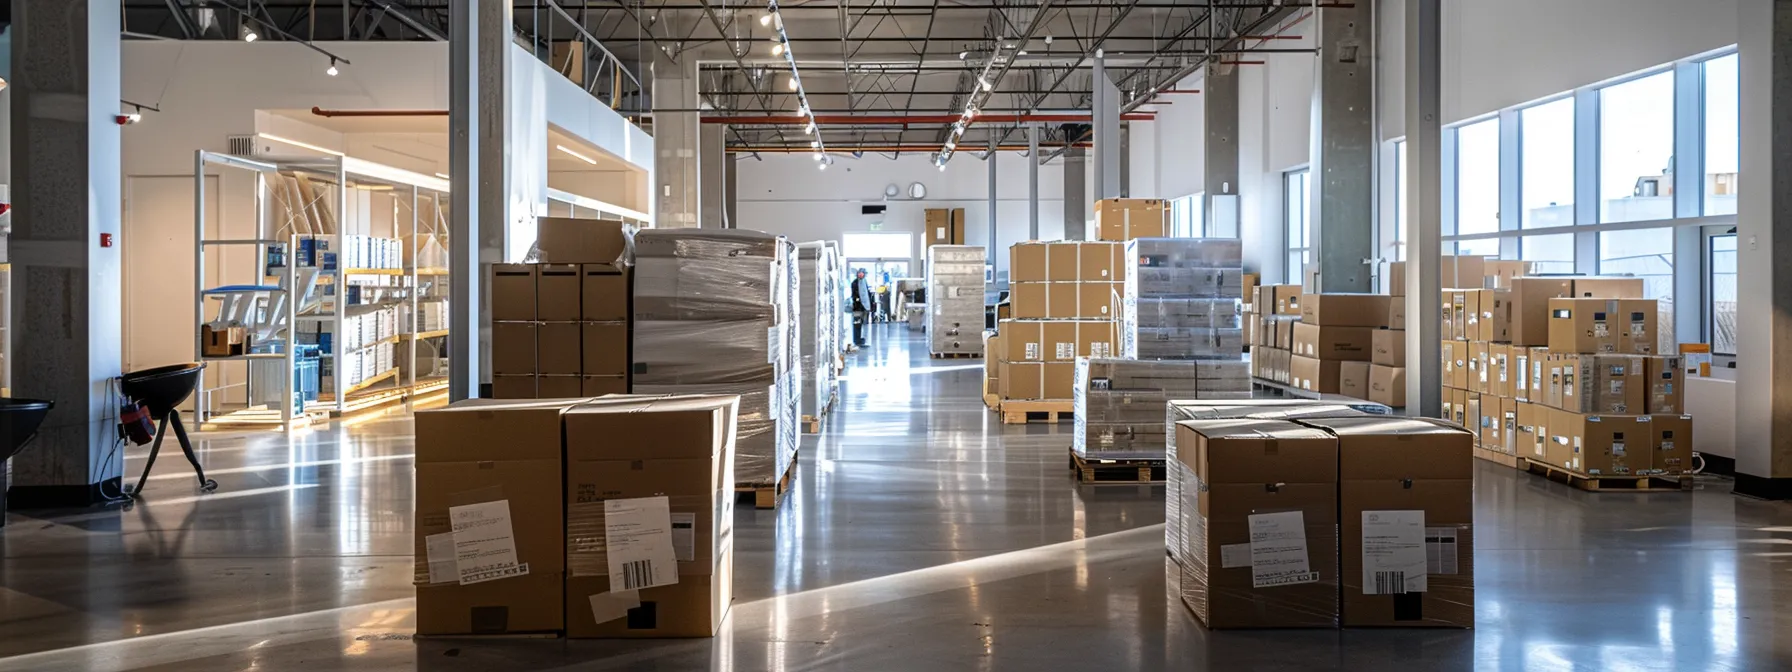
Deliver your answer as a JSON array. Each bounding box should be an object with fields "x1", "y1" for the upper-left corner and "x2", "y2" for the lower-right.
[{"x1": 193, "y1": 151, "x2": 452, "y2": 429}]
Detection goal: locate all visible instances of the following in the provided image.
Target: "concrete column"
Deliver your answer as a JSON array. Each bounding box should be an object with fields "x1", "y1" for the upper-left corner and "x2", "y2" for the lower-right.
[
  {"x1": 1733, "y1": 0, "x2": 1792, "y2": 497},
  {"x1": 1205, "y1": 62, "x2": 1242, "y2": 237},
  {"x1": 724, "y1": 154, "x2": 738, "y2": 229},
  {"x1": 1063, "y1": 146, "x2": 1087, "y2": 240},
  {"x1": 987, "y1": 136, "x2": 998, "y2": 255},
  {"x1": 654, "y1": 59, "x2": 702, "y2": 228},
  {"x1": 7, "y1": 0, "x2": 125, "y2": 506},
  {"x1": 448, "y1": 0, "x2": 510, "y2": 400},
  {"x1": 1402, "y1": 0, "x2": 1443, "y2": 418},
  {"x1": 699, "y1": 124, "x2": 727, "y2": 228},
  {"x1": 1029, "y1": 123, "x2": 1040, "y2": 240},
  {"x1": 1311, "y1": 0, "x2": 1376, "y2": 293},
  {"x1": 1091, "y1": 54, "x2": 1122, "y2": 201}
]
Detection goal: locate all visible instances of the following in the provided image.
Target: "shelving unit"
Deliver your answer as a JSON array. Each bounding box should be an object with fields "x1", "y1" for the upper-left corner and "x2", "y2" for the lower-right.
[{"x1": 192, "y1": 151, "x2": 454, "y2": 430}]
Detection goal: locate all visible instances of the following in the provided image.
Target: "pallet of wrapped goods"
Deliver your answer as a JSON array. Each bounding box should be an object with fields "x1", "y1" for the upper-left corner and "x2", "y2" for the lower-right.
[
  {"x1": 633, "y1": 230, "x2": 800, "y2": 506},
  {"x1": 1070, "y1": 358, "x2": 1251, "y2": 483},
  {"x1": 1120, "y1": 238, "x2": 1245, "y2": 361},
  {"x1": 926, "y1": 245, "x2": 986, "y2": 356},
  {"x1": 796, "y1": 242, "x2": 840, "y2": 426}
]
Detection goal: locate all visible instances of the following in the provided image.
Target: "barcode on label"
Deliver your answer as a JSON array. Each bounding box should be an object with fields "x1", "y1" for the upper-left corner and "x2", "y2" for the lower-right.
[
  {"x1": 620, "y1": 560, "x2": 653, "y2": 590},
  {"x1": 1373, "y1": 570, "x2": 1407, "y2": 595}
]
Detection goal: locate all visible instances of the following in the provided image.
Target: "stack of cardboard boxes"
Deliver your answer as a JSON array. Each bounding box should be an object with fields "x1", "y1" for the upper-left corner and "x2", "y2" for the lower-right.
[
  {"x1": 1091, "y1": 198, "x2": 1169, "y2": 241},
  {"x1": 924, "y1": 208, "x2": 966, "y2": 249},
  {"x1": 998, "y1": 241, "x2": 1122, "y2": 402},
  {"x1": 1289, "y1": 293, "x2": 1396, "y2": 400},
  {"x1": 926, "y1": 245, "x2": 987, "y2": 356},
  {"x1": 413, "y1": 394, "x2": 737, "y2": 638},
  {"x1": 1173, "y1": 411, "x2": 1475, "y2": 629},
  {"x1": 1246, "y1": 284, "x2": 1302, "y2": 386},
  {"x1": 490, "y1": 219, "x2": 632, "y2": 399}
]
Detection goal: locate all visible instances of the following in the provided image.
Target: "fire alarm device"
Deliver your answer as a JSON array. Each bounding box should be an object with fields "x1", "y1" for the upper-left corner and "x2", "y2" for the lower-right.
[{"x1": 100, "y1": 233, "x2": 114, "y2": 247}]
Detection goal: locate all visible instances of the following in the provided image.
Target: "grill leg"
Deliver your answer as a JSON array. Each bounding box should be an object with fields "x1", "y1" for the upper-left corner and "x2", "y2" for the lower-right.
[
  {"x1": 168, "y1": 411, "x2": 216, "y2": 492},
  {"x1": 129, "y1": 415, "x2": 170, "y2": 497}
]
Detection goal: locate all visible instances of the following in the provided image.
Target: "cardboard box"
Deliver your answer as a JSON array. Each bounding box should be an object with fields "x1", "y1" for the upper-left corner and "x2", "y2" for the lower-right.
[
  {"x1": 1004, "y1": 362, "x2": 1044, "y2": 400},
  {"x1": 1485, "y1": 260, "x2": 1534, "y2": 288},
  {"x1": 1388, "y1": 256, "x2": 1488, "y2": 294},
  {"x1": 562, "y1": 395, "x2": 736, "y2": 638},
  {"x1": 582, "y1": 322, "x2": 630, "y2": 377},
  {"x1": 536, "y1": 217, "x2": 628, "y2": 264},
  {"x1": 1554, "y1": 412, "x2": 1651, "y2": 476},
  {"x1": 1094, "y1": 199, "x2": 1168, "y2": 241},
  {"x1": 1466, "y1": 342, "x2": 1489, "y2": 394},
  {"x1": 1509, "y1": 347, "x2": 1531, "y2": 400},
  {"x1": 1305, "y1": 417, "x2": 1475, "y2": 629},
  {"x1": 1000, "y1": 320, "x2": 1043, "y2": 361},
  {"x1": 1080, "y1": 320, "x2": 1119, "y2": 359},
  {"x1": 1441, "y1": 290, "x2": 1457, "y2": 340},
  {"x1": 1388, "y1": 298, "x2": 1407, "y2": 330},
  {"x1": 1368, "y1": 365, "x2": 1406, "y2": 408},
  {"x1": 538, "y1": 322, "x2": 583, "y2": 375},
  {"x1": 1290, "y1": 355, "x2": 1343, "y2": 394},
  {"x1": 1300, "y1": 294, "x2": 1393, "y2": 328},
  {"x1": 1569, "y1": 277, "x2": 1645, "y2": 299},
  {"x1": 1269, "y1": 285, "x2": 1304, "y2": 316},
  {"x1": 1544, "y1": 352, "x2": 1570, "y2": 410},
  {"x1": 1465, "y1": 394, "x2": 1482, "y2": 442},
  {"x1": 493, "y1": 322, "x2": 538, "y2": 375},
  {"x1": 1372, "y1": 329, "x2": 1406, "y2": 367},
  {"x1": 1079, "y1": 282, "x2": 1121, "y2": 319},
  {"x1": 582, "y1": 375, "x2": 628, "y2": 396},
  {"x1": 1010, "y1": 243, "x2": 1048, "y2": 282},
  {"x1": 1080, "y1": 241, "x2": 1121, "y2": 281},
  {"x1": 925, "y1": 208, "x2": 965, "y2": 247},
  {"x1": 1645, "y1": 355, "x2": 1684, "y2": 414},
  {"x1": 1043, "y1": 362, "x2": 1077, "y2": 399},
  {"x1": 1507, "y1": 277, "x2": 1574, "y2": 347},
  {"x1": 1548, "y1": 298, "x2": 1658, "y2": 355},
  {"x1": 1515, "y1": 402, "x2": 1545, "y2": 462},
  {"x1": 537, "y1": 264, "x2": 583, "y2": 321},
  {"x1": 1046, "y1": 243, "x2": 1081, "y2": 282},
  {"x1": 1042, "y1": 321, "x2": 1079, "y2": 362},
  {"x1": 1568, "y1": 355, "x2": 1646, "y2": 414},
  {"x1": 200, "y1": 324, "x2": 248, "y2": 357},
  {"x1": 1440, "y1": 389, "x2": 1455, "y2": 424},
  {"x1": 1292, "y1": 323, "x2": 1375, "y2": 361},
  {"x1": 493, "y1": 264, "x2": 539, "y2": 322},
  {"x1": 1442, "y1": 340, "x2": 1467, "y2": 390},
  {"x1": 582, "y1": 264, "x2": 630, "y2": 321},
  {"x1": 1473, "y1": 289, "x2": 1512, "y2": 342},
  {"x1": 1385, "y1": 261, "x2": 1405, "y2": 296},
  {"x1": 537, "y1": 374, "x2": 583, "y2": 398},
  {"x1": 1526, "y1": 347, "x2": 1550, "y2": 404},
  {"x1": 1452, "y1": 290, "x2": 1481, "y2": 342},
  {"x1": 1011, "y1": 283, "x2": 1048, "y2": 318},
  {"x1": 492, "y1": 374, "x2": 537, "y2": 399},
  {"x1": 414, "y1": 399, "x2": 581, "y2": 636},
  {"x1": 1339, "y1": 361, "x2": 1372, "y2": 400},
  {"x1": 1500, "y1": 397, "x2": 1519, "y2": 455},
  {"x1": 1175, "y1": 420, "x2": 1340, "y2": 629},
  {"x1": 1478, "y1": 394, "x2": 1504, "y2": 452},
  {"x1": 1487, "y1": 344, "x2": 1511, "y2": 398},
  {"x1": 1650, "y1": 414, "x2": 1694, "y2": 475}
]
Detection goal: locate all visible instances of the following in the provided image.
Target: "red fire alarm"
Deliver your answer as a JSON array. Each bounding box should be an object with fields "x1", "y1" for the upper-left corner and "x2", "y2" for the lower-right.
[{"x1": 100, "y1": 233, "x2": 113, "y2": 247}]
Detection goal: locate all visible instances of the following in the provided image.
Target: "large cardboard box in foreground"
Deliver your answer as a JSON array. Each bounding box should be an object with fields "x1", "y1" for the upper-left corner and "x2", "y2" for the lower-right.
[
  {"x1": 1303, "y1": 416, "x2": 1475, "y2": 628},
  {"x1": 563, "y1": 395, "x2": 737, "y2": 638},
  {"x1": 1175, "y1": 420, "x2": 1341, "y2": 629},
  {"x1": 414, "y1": 399, "x2": 580, "y2": 636}
]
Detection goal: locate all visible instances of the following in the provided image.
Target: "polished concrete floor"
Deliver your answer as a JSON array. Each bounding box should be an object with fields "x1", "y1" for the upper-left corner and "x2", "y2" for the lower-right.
[{"x1": 2, "y1": 324, "x2": 1791, "y2": 671}]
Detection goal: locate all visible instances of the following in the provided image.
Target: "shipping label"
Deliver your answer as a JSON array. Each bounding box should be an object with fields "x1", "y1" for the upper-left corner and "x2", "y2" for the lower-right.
[
  {"x1": 1362, "y1": 510, "x2": 1427, "y2": 594},
  {"x1": 604, "y1": 497, "x2": 680, "y2": 591},
  {"x1": 1247, "y1": 511, "x2": 1318, "y2": 588},
  {"x1": 449, "y1": 500, "x2": 531, "y2": 585},
  {"x1": 1425, "y1": 527, "x2": 1460, "y2": 575}
]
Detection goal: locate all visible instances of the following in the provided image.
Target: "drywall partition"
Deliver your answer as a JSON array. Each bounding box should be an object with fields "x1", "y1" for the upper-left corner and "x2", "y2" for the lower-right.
[
  {"x1": 1150, "y1": 74, "x2": 1206, "y2": 200},
  {"x1": 734, "y1": 152, "x2": 1068, "y2": 275}
]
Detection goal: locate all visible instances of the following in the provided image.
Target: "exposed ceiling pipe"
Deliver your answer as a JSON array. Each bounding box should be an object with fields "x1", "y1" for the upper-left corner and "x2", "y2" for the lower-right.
[
  {"x1": 702, "y1": 113, "x2": 1153, "y2": 125},
  {"x1": 728, "y1": 143, "x2": 1092, "y2": 153},
  {"x1": 313, "y1": 106, "x2": 448, "y2": 117}
]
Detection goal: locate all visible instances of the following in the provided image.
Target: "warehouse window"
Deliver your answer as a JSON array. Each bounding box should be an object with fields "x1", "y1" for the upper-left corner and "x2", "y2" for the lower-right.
[
  {"x1": 1599, "y1": 70, "x2": 1677, "y2": 223},
  {"x1": 1518, "y1": 98, "x2": 1576, "y2": 273},
  {"x1": 1394, "y1": 140, "x2": 1407, "y2": 261},
  {"x1": 1600, "y1": 228, "x2": 1675, "y2": 352},
  {"x1": 1710, "y1": 233, "x2": 1737, "y2": 354},
  {"x1": 1454, "y1": 119, "x2": 1500, "y2": 256},
  {"x1": 1704, "y1": 53, "x2": 1740, "y2": 216},
  {"x1": 1284, "y1": 169, "x2": 1311, "y2": 284},
  {"x1": 843, "y1": 232, "x2": 913, "y2": 261}
]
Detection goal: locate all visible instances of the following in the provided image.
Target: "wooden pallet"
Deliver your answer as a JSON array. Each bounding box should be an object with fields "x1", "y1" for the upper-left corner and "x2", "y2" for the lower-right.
[
  {"x1": 1000, "y1": 400, "x2": 1074, "y2": 425},
  {"x1": 930, "y1": 352, "x2": 982, "y2": 359},
  {"x1": 1069, "y1": 449, "x2": 1165, "y2": 484},
  {"x1": 1521, "y1": 459, "x2": 1692, "y2": 492},
  {"x1": 1472, "y1": 445, "x2": 1524, "y2": 469},
  {"x1": 736, "y1": 453, "x2": 799, "y2": 509}
]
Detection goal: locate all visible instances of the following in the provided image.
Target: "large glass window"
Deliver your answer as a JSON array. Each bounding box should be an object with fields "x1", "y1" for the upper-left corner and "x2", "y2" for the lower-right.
[
  {"x1": 1520, "y1": 98, "x2": 1577, "y2": 272},
  {"x1": 1285, "y1": 170, "x2": 1311, "y2": 284},
  {"x1": 1600, "y1": 228, "x2": 1675, "y2": 352},
  {"x1": 1454, "y1": 119, "x2": 1501, "y2": 257},
  {"x1": 1599, "y1": 71, "x2": 1677, "y2": 223},
  {"x1": 1710, "y1": 233, "x2": 1737, "y2": 354},
  {"x1": 1704, "y1": 53, "x2": 1740, "y2": 216},
  {"x1": 1395, "y1": 140, "x2": 1408, "y2": 261}
]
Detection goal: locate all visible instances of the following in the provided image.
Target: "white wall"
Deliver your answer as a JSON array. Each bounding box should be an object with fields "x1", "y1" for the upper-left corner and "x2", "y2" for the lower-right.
[{"x1": 735, "y1": 152, "x2": 1068, "y2": 276}]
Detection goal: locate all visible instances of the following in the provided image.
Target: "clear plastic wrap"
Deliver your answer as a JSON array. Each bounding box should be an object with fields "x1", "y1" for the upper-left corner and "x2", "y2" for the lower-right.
[
  {"x1": 1072, "y1": 358, "x2": 1254, "y2": 461},
  {"x1": 1126, "y1": 327, "x2": 1245, "y2": 360},
  {"x1": 926, "y1": 245, "x2": 986, "y2": 355},
  {"x1": 632, "y1": 320, "x2": 779, "y2": 384},
  {"x1": 1121, "y1": 238, "x2": 1248, "y2": 363},
  {"x1": 634, "y1": 382, "x2": 791, "y2": 485}
]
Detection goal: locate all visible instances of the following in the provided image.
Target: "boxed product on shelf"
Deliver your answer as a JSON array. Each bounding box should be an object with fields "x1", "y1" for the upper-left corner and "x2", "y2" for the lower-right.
[
  {"x1": 1545, "y1": 410, "x2": 1652, "y2": 475},
  {"x1": 1299, "y1": 293, "x2": 1393, "y2": 328},
  {"x1": 1650, "y1": 414, "x2": 1694, "y2": 475},
  {"x1": 1558, "y1": 354, "x2": 1646, "y2": 414},
  {"x1": 927, "y1": 245, "x2": 986, "y2": 356},
  {"x1": 1645, "y1": 355, "x2": 1684, "y2": 413},
  {"x1": 1290, "y1": 355, "x2": 1343, "y2": 394},
  {"x1": 1093, "y1": 198, "x2": 1168, "y2": 241},
  {"x1": 1293, "y1": 322, "x2": 1374, "y2": 361},
  {"x1": 1509, "y1": 276, "x2": 1645, "y2": 346},
  {"x1": 1174, "y1": 419, "x2": 1342, "y2": 629},
  {"x1": 1547, "y1": 298, "x2": 1658, "y2": 354},
  {"x1": 563, "y1": 395, "x2": 738, "y2": 638},
  {"x1": 1302, "y1": 416, "x2": 1475, "y2": 628},
  {"x1": 1072, "y1": 358, "x2": 1251, "y2": 462}
]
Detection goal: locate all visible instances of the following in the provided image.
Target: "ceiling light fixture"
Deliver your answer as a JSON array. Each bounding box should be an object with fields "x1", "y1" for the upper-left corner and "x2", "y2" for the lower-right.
[
  {"x1": 326, "y1": 58, "x2": 340, "y2": 77},
  {"x1": 243, "y1": 29, "x2": 259, "y2": 42},
  {"x1": 771, "y1": 42, "x2": 785, "y2": 57},
  {"x1": 959, "y1": 51, "x2": 968, "y2": 60},
  {"x1": 759, "y1": 13, "x2": 772, "y2": 26},
  {"x1": 787, "y1": 75, "x2": 799, "y2": 91},
  {"x1": 555, "y1": 144, "x2": 599, "y2": 165},
  {"x1": 765, "y1": 0, "x2": 825, "y2": 165}
]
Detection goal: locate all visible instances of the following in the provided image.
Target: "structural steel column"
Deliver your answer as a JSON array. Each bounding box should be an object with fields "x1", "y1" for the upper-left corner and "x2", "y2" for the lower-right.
[
  {"x1": 1205, "y1": 62, "x2": 1242, "y2": 237},
  {"x1": 8, "y1": 0, "x2": 125, "y2": 506},
  {"x1": 1403, "y1": 0, "x2": 1443, "y2": 418},
  {"x1": 654, "y1": 60, "x2": 702, "y2": 228},
  {"x1": 988, "y1": 136, "x2": 999, "y2": 256},
  {"x1": 1063, "y1": 147, "x2": 1087, "y2": 240},
  {"x1": 1029, "y1": 123, "x2": 1040, "y2": 240},
  {"x1": 1312, "y1": 0, "x2": 1376, "y2": 292},
  {"x1": 1732, "y1": 0, "x2": 1792, "y2": 497},
  {"x1": 1092, "y1": 54, "x2": 1122, "y2": 201},
  {"x1": 699, "y1": 124, "x2": 727, "y2": 228},
  {"x1": 449, "y1": 0, "x2": 510, "y2": 400}
]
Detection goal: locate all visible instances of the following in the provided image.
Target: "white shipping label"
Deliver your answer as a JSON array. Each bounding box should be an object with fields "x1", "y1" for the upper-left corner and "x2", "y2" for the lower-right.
[
  {"x1": 449, "y1": 500, "x2": 531, "y2": 585},
  {"x1": 1362, "y1": 510, "x2": 1428, "y2": 595},
  {"x1": 936, "y1": 226, "x2": 947, "y2": 238},
  {"x1": 425, "y1": 532, "x2": 459, "y2": 584},
  {"x1": 1425, "y1": 527, "x2": 1460, "y2": 576},
  {"x1": 671, "y1": 512, "x2": 697, "y2": 563},
  {"x1": 1026, "y1": 343, "x2": 1040, "y2": 360},
  {"x1": 1220, "y1": 543, "x2": 1253, "y2": 569},
  {"x1": 604, "y1": 497, "x2": 680, "y2": 591},
  {"x1": 1247, "y1": 511, "x2": 1318, "y2": 588}
]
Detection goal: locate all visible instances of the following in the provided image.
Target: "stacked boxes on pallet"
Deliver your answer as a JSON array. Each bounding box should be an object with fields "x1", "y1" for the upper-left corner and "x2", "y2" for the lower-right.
[
  {"x1": 489, "y1": 219, "x2": 632, "y2": 399},
  {"x1": 1072, "y1": 359, "x2": 1250, "y2": 462},
  {"x1": 796, "y1": 242, "x2": 841, "y2": 418},
  {"x1": 926, "y1": 245, "x2": 987, "y2": 356},
  {"x1": 1246, "y1": 284, "x2": 1302, "y2": 385},
  {"x1": 1289, "y1": 293, "x2": 1395, "y2": 398},
  {"x1": 413, "y1": 394, "x2": 740, "y2": 638},
  {"x1": 1001, "y1": 240, "x2": 1122, "y2": 402},
  {"x1": 1092, "y1": 198, "x2": 1169, "y2": 242},
  {"x1": 632, "y1": 230, "x2": 801, "y2": 491}
]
